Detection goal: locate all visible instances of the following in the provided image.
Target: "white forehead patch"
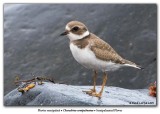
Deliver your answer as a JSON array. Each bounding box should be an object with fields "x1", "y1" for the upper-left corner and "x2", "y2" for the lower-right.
[
  {"x1": 67, "y1": 31, "x2": 90, "y2": 41},
  {"x1": 65, "y1": 25, "x2": 70, "y2": 31}
]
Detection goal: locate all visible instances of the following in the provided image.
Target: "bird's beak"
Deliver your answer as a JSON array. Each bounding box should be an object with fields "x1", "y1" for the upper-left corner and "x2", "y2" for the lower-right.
[{"x1": 60, "y1": 30, "x2": 69, "y2": 36}]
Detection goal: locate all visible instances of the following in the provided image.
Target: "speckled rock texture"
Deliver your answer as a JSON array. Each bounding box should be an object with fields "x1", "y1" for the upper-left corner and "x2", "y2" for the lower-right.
[
  {"x1": 4, "y1": 83, "x2": 156, "y2": 106},
  {"x1": 4, "y1": 4, "x2": 157, "y2": 95}
]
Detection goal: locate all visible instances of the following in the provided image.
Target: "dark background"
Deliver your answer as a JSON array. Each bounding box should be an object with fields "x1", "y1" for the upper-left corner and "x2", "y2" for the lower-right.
[{"x1": 4, "y1": 4, "x2": 157, "y2": 95}]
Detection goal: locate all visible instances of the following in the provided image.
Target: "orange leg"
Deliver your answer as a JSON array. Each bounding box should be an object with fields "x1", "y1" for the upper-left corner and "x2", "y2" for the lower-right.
[
  {"x1": 83, "y1": 70, "x2": 97, "y2": 94},
  {"x1": 93, "y1": 72, "x2": 107, "y2": 98},
  {"x1": 84, "y1": 72, "x2": 107, "y2": 98},
  {"x1": 91, "y1": 70, "x2": 97, "y2": 92}
]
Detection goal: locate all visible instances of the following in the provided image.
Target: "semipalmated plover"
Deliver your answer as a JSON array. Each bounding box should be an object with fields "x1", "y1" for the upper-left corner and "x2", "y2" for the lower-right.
[{"x1": 60, "y1": 21, "x2": 141, "y2": 98}]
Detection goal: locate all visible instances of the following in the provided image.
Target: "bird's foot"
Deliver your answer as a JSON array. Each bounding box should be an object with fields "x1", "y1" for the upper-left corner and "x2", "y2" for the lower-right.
[
  {"x1": 90, "y1": 92, "x2": 102, "y2": 99},
  {"x1": 83, "y1": 89, "x2": 102, "y2": 98},
  {"x1": 83, "y1": 89, "x2": 102, "y2": 99},
  {"x1": 83, "y1": 89, "x2": 96, "y2": 95}
]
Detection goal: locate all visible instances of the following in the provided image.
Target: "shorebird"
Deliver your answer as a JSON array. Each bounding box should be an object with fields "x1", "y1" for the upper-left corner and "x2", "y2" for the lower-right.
[{"x1": 60, "y1": 21, "x2": 141, "y2": 98}]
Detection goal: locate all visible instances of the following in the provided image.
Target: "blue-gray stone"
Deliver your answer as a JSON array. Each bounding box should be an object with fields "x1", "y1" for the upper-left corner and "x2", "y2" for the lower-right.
[{"x1": 4, "y1": 83, "x2": 156, "y2": 106}]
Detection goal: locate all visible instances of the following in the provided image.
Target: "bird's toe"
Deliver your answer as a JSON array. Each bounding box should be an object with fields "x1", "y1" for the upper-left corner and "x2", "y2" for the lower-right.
[
  {"x1": 83, "y1": 90, "x2": 102, "y2": 98},
  {"x1": 82, "y1": 89, "x2": 96, "y2": 95},
  {"x1": 91, "y1": 93, "x2": 102, "y2": 99}
]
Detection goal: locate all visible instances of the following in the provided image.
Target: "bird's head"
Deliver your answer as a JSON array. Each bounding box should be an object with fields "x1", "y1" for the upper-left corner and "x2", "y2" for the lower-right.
[{"x1": 60, "y1": 21, "x2": 90, "y2": 41}]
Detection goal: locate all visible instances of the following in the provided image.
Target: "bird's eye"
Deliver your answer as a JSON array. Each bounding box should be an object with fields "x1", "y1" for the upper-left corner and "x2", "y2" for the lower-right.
[{"x1": 72, "y1": 26, "x2": 79, "y2": 31}]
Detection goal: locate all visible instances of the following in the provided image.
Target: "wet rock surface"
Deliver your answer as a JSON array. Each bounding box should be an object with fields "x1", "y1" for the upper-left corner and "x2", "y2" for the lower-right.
[
  {"x1": 4, "y1": 83, "x2": 156, "y2": 106},
  {"x1": 4, "y1": 4, "x2": 157, "y2": 95}
]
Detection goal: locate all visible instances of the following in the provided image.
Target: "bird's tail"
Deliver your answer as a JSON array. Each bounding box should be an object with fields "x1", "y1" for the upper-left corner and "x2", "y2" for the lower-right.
[{"x1": 123, "y1": 59, "x2": 143, "y2": 69}]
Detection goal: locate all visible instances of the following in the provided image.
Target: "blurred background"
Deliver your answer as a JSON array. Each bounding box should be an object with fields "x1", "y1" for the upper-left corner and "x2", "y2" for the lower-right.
[{"x1": 4, "y1": 4, "x2": 157, "y2": 95}]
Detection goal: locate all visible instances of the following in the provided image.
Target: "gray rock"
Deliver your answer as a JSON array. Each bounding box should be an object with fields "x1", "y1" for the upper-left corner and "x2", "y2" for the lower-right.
[{"x1": 4, "y1": 82, "x2": 156, "y2": 106}]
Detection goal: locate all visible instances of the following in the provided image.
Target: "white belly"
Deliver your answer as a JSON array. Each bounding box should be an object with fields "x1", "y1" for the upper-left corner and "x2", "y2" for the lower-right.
[{"x1": 70, "y1": 43, "x2": 121, "y2": 71}]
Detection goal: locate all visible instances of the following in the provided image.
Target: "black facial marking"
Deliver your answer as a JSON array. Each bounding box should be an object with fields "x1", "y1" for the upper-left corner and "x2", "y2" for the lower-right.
[{"x1": 72, "y1": 26, "x2": 79, "y2": 32}]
